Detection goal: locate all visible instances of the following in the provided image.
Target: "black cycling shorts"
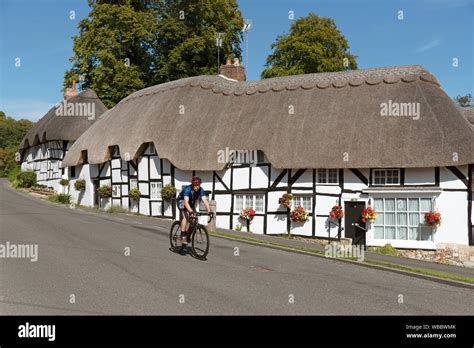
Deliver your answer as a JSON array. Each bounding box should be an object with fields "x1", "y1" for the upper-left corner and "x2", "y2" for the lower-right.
[{"x1": 178, "y1": 202, "x2": 194, "y2": 221}]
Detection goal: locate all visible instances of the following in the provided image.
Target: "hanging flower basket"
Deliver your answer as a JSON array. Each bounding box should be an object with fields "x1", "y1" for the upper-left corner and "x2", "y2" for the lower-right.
[
  {"x1": 290, "y1": 205, "x2": 309, "y2": 224},
  {"x1": 329, "y1": 205, "x2": 344, "y2": 220},
  {"x1": 239, "y1": 208, "x2": 256, "y2": 222},
  {"x1": 361, "y1": 207, "x2": 377, "y2": 223},
  {"x1": 278, "y1": 193, "x2": 293, "y2": 208},
  {"x1": 98, "y1": 185, "x2": 112, "y2": 198},
  {"x1": 74, "y1": 179, "x2": 86, "y2": 191},
  {"x1": 129, "y1": 188, "x2": 141, "y2": 201},
  {"x1": 424, "y1": 211, "x2": 441, "y2": 228}
]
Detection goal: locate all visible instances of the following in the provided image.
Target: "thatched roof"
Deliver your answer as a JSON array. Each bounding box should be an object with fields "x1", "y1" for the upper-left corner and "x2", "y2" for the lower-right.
[
  {"x1": 63, "y1": 65, "x2": 474, "y2": 170},
  {"x1": 19, "y1": 89, "x2": 107, "y2": 150},
  {"x1": 459, "y1": 107, "x2": 474, "y2": 130}
]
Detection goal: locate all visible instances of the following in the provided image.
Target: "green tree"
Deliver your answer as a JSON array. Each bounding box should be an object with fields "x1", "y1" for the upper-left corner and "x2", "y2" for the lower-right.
[
  {"x1": 0, "y1": 111, "x2": 34, "y2": 178},
  {"x1": 65, "y1": 0, "x2": 244, "y2": 107},
  {"x1": 153, "y1": 0, "x2": 244, "y2": 83},
  {"x1": 0, "y1": 113, "x2": 34, "y2": 148},
  {"x1": 64, "y1": 0, "x2": 159, "y2": 107},
  {"x1": 261, "y1": 13, "x2": 357, "y2": 79},
  {"x1": 454, "y1": 94, "x2": 472, "y2": 107}
]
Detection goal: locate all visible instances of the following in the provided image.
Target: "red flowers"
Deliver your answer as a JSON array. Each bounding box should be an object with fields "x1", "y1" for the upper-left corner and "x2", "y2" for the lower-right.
[
  {"x1": 329, "y1": 205, "x2": 344, "y2": 220},
  {"x1": 424, "y1": 211, "x2": 441, "y2": 227},
  {"x1": 290, "y1": 205, "x2": 309, "y2": 223},
  {"x1": 240, "y1": 208, "x2": 256, "y2": 222},
  {"x1": 361, "y1": 207, "x2": 377, "y2": 222},
  {"x1": 278, "y1": 193, "x2": 293, "y2": 208}
]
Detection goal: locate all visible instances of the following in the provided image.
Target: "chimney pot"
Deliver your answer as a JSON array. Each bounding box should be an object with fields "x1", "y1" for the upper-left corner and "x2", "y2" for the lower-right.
[
  {"x1": 233, "y1": 58, "x2": 239, "y2": 66},
  {"x1": 64, "y1": 79, "x2": 78, "y2": 100},
  {"x1": 226, "y1": 58, "x2": 231, "y2": 65},
  {"x1": 219, "y1": 62, "x2": 246, "y2": 81}
]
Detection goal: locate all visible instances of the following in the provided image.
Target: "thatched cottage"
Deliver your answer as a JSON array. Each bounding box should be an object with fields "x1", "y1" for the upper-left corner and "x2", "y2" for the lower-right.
[
  {"x1": 61, "y1": 64, "x2": 474, "y2": 250},
  {"x1": 19, "y1": 84, "x2": 107, "y2": 191}
]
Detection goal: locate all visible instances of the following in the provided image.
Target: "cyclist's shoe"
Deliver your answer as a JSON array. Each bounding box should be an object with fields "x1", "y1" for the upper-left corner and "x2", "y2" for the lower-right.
[{"x1": 180, "y1": 231, "x2": 188, "y2": 245}]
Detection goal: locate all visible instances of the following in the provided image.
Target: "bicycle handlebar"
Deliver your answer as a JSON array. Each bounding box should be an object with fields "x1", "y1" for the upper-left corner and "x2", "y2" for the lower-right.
[{"x1": 190, "y1": 212, "x2": 215, "y2": 224}]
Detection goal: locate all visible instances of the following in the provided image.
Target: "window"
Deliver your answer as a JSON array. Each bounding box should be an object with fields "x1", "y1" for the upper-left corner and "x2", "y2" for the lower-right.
[
  {"x1": 373, "y1": 169, "x2": 400, "y2": 185},
  {"x1": 234, "y1": 194, "x2": 265, "y2": 213},
  {"x1": 112, "y1": 185, "x2": 121, "y2": 198},
  {"x1": 69, "y1": 166, "x2": 76, "y2": 179},
  {"x1": 317, "y1": 169, "x2": 338, "y2": 184},
  {"x1": 130, "y1": 178, "x2": 138, "y2": 190},
  {"x1": 149, "y1": 143, "x2": 156, "y2": 154},
  {"x1": 373, "y1": 197, "x2": 433, "y2": 241},
  {"x1": 292, "y1": 195, "x2": 312, "y2": 212},
  {"x1": 150, "y1": 182, "x2": 162, "y2": 199}
]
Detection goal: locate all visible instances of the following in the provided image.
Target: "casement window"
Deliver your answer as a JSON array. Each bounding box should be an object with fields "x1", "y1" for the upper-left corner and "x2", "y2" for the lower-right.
[
  {"x1": 130, "y1": 178, "x2": 138, "y2": 190},
  {"x1": 234, "y1": 194, "x2": 265, "y2": 213},
  {"x1": 112, "y1": 146, "x2": 120, "y2": 157},
  {"x1": 292, "y1": 195, "x2": 312, "y2": 212},
  {"x1": 150, "y1": 182, "x2": 162, "y2": 199},
  {"x1": 373, "y1": 197, "x2": 433, "y2": 241},
  {"x1": 112, "y1": 185, "x2": 121, "y2": 198},
  {"x1": 316, "y1": 169, "x2": 338, "y2": 184},
  {"x1": 69, "y1": 166, "x2": 76, "y2": 179},
  {"x1": 372, "y1": 169, "x2": 400, "y2": 185}
]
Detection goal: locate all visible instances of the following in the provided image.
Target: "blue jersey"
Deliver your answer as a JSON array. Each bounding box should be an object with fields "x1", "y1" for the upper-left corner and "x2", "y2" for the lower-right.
[{"x1": 177, "y1": 185, "x2": 206, "y2": 207}]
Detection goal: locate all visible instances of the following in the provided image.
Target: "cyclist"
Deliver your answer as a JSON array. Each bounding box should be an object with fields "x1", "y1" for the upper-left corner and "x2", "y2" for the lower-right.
[{"x1": 177, "y1": 176, "x2": 212, "y2": 244}]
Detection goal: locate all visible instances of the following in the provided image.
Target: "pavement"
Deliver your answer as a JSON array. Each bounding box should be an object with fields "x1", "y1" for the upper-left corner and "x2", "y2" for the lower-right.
[{"x1": 1, "y1": 178, "x2": 473, "y2": 315}]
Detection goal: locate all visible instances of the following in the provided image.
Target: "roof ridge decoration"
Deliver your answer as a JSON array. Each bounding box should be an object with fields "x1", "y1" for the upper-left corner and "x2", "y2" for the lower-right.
[{"x1": 119, "y1": 65, "x2": 439, "y2": 104}]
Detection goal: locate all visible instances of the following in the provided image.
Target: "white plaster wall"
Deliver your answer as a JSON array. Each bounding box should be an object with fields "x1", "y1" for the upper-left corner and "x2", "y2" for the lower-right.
[
  {"x1": 440, "y1": 166, "x2": 467, "y2": 189},
  {"x1": 435, "y1": 190, "x2": 469, "y2": 245},
  {"x1": 250, "y1": 166, "x2": 268, "y2": 189},
  {"x1": 405, "y1": 167, "x2": 435, "y2": 185}
]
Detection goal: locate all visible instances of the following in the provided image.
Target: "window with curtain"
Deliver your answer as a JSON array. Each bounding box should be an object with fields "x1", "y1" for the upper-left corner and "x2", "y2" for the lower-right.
[
  {"x1": 317, "y1": 169, "x2": 338, "y2": 184},
  {"x1": 292, "y1": 195, "x2": 312, "y2": 212},
  {"x1": 373, "y1": 197, "x2": 433, "y2": 241},
  {"x1": 234, "y1": 194, "x2": 265, "y2": 213}
]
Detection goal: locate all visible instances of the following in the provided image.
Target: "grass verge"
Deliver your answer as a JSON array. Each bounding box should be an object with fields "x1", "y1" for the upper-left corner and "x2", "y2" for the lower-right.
[{"x1": 210, "y1": 230, "x2": 474, "y2": 286}]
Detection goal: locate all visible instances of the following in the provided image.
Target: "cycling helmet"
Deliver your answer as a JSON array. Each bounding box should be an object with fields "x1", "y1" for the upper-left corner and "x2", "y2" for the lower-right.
[{"x1": 191, "y1": 176, "x2": 202, "y2": 186}]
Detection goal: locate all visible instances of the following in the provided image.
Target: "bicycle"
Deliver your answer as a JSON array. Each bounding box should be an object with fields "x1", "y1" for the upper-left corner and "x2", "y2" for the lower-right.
[{"x1": 169, "y1": 212, "x2": 214, "y2": 260}]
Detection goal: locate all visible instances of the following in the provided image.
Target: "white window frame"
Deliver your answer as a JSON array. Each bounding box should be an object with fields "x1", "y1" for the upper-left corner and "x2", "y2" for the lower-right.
[
  {"x1": 292, "y1": 195, "x2": 312, "y2": 212},
  {"x1": 372, "y1": 169, "x2": 400, "y2": 186},
  {"x1": 130, "y1": 178, "x2": 138, "y2": 190},
  {"x1": 234, "y1": 194, "x2": 265, "y2": 213},
  {"x1": 112, "y1": 184, "x2": 121, "y2": 198},
  {"x1": 150, "y1": 182, "x2": 162, "y2": 200},
  {"x1": 316, "y1": 169, "x2": 339, "y2": 185},
  {"x1": 373, "y1": 197, "x2": 434, "y2": 241}
]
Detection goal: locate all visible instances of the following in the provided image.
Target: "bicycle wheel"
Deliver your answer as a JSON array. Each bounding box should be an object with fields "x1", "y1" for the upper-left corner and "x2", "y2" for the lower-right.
[
  {"x1": 191, "y1": 224, "x2": 210, "y2": 260},
  {"x1": 169, "y1": 221, "x2": 183, "y2": 250}
]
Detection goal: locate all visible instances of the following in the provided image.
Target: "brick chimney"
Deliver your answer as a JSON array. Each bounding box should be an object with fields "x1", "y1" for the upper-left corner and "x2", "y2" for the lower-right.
[
  {"x1": 220, "y1": 58, "x2": 246, "y2": 81},
  {"x1": 64, "y1": 80, "x2": 78, "y2": 100}
]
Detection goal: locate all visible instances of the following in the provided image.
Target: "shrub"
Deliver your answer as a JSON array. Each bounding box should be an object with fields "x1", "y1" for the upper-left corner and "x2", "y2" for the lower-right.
[
  {"x1": 369, "y1": 243, "x2": 398, "y2": 256},
  {"x1": 74, "y1": 179, "x2": 86, "y2": 191},
  {"x1": 98, "y1": 185, "x2": 112, "y2": 198},
  {"x1": 129, "y1": 188, "x2": 141, "y2": 201},
  {"x1": 16, "y1": 171, "x2": 37, "y2": 188},
  {"x1": 48, "y1": 194, "x2": 71, "y2": 204},
  {"x1": 160, "y1": 184, "x2": 176, "y2": 201},
  {"x1": 59, "y1": 178, "x2": 70, "y2": 186}
]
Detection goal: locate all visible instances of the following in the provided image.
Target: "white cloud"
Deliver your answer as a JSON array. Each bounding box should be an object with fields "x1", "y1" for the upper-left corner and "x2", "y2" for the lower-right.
[
  {"x1": 415, "y1": 38, "x2": 442, "y2": 53},
  {"x1": 0, "y1": 99, "x2": 55, "y2": 122}
]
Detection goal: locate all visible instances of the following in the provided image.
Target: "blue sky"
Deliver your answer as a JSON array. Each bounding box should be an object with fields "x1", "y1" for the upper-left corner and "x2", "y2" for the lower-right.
[{"x1": 1, "y1": 0, "x2": 472, "y2": 121}]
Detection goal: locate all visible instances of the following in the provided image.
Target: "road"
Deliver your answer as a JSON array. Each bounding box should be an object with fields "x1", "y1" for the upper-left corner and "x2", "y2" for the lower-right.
[{"x1": 1, "y1": 179, "x2": 473, "y2": 315}]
